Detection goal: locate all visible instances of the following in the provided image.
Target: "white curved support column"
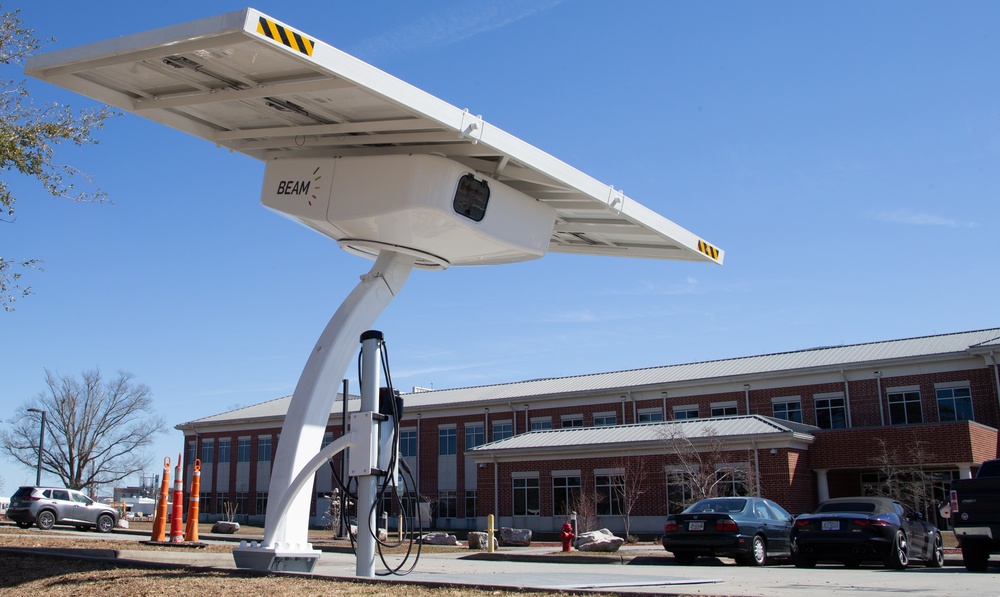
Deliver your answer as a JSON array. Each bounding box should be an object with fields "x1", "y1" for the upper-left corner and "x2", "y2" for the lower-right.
[{"x1": 233, "y1": 251, "x2": 414, "y2": 572}]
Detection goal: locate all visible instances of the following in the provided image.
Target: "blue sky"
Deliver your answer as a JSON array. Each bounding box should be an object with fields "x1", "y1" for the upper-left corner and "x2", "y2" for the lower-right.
[{"x1": 2, "y1": 1, "x2": 998, "y2": 491}]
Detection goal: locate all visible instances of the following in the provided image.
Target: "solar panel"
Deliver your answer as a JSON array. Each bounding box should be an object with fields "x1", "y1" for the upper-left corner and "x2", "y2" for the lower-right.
[{"x1": 26, "y1": 8, "x2": 723, "y2": 265}]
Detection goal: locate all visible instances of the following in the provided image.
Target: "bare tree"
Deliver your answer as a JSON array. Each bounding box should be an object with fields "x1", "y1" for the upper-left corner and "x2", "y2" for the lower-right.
[
  {"x1": 658, "y1": 424, "x2": 755, "y2": 512},
  {"x1": 869, "y1": 436, "x2": 937, "y2": 519},
  {"x1": 612, "y1": 454, "x2": 649, "y2": 541},
  {"x1": 570, "y1": 489, "x2": 601, "y2": 534},
  {"x1": 1, "y1": 369, "x2": 166, "y2": 490},
  {"x1": 0, "y1": 7, "x2": 117, "y2": 310}
]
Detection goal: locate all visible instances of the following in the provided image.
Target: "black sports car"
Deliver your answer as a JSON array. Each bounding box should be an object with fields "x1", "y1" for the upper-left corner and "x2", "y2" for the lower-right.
[
  {"x1": 661, "y1": 496, "x2": 795, "y2": 566},
  {"x1": 791, "y1": 496, "x2": 944, "y2": 569}
]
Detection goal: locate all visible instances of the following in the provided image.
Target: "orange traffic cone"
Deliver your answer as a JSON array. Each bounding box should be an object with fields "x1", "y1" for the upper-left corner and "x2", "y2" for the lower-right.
[
  {"x1": 150, "y1": 457, "x2": 171, "y2": 542},
  {"x1": 170, "y1": 454, "x2": 185, "y2": 543},
  {"x1": 184, "y1": 459, "x2": 201, "y2": 542}
]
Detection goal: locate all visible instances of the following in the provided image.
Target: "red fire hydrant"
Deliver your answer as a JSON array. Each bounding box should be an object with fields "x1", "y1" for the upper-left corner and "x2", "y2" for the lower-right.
[{"x1": 560, "y1": 522, "x2": 575, "y2": 552}]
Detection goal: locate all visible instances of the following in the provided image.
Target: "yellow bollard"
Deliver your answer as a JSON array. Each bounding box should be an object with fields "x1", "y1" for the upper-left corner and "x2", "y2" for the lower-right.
[
  {"x1": 487, "y1": 514, "x2": 495, "y2": 553},
  {"x1": 184, "y1": 459, "x2": 201, "y2": 542},
  {"x1": 150, "y1": 457, "x2": 170, "y2": 542}
]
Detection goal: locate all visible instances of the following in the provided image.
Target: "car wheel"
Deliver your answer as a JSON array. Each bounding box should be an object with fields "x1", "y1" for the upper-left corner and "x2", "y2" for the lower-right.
[
  {"x1": 96, "y1": 514, "x2": 115, "y2": 533},
  {"x1": 793, "y1": 554, "x2": 817, "y2": 568},
  {"x1": 15, "y1": 521, "x2": 33, "y2": 529},
  {"x1": 926, "y1": 532, "x2": 944, "y2": 568},
  {"x1": 36, "y1": 510, "x2": 56, "y2": 531},
  {"x1": 884, "y1": 530, "x2": 908, "y2": 569},
  {"x1": 962, "y1": 539, "x2": 990, "y2": 572},
  {"x1": 744, "y1": 535, "x2": 766, "y2": 566},
  {"x1": 673, "y1": 552, "x2": 697, "y2": 566}
]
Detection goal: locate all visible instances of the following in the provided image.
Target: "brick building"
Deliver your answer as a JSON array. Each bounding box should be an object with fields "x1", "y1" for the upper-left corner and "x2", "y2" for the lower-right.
[{"x1": 176, "y1": 327, "x2": 1000, "y2": 534}]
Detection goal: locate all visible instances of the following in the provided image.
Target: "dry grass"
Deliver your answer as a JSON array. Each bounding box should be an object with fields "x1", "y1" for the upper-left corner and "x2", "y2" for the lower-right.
[{"x1": 0, "y1": 525, "x2": 596, "y2": 597}]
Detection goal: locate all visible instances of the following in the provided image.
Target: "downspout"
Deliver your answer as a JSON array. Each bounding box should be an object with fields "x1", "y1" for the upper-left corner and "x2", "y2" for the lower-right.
[
  {"x1": 493, "y1": 456, "x2": 499, "y2": 525},
  {"x1": 416, "y1": 414, "x2": 421, "y2": 499},
  {"x1": 990, "y1": 351, "x2": 1000, "y2": 418},
  {"x1": 840, "y1": 369, "x2": 853, "y2": 428},
  {"x1": 662, "y1": 392, "x2": 668, "y2": 420},
  {"x1": 629, "y1": 390, "x2": 637, "y2": 423},
  {"x1": 524, "y1": 404, "x2": 529, "y2": 432},
  {"x1": 509, "y1": 402, "x2": 516, "y2": 435},
  {"x1": 751, "y1": 439, "x2": 761, "y2": 495},
  {"x1": 744, "y1": 384, "x2": 751, "y2": 415},
  {"x1": 621, "y1": 395, "x2": 627, "y2": 425},
  {"x1": 874, "y1": 371, "x2": 885, "y2": 426},
  {"x1": 484, "y1": 408, "x2": 490, "y2": 441}
]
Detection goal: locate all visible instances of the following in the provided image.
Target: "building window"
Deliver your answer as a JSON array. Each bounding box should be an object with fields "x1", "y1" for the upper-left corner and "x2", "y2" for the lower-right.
[
  {"x1": 465, "y1": 424, "x2": 484, "y2": 450},
  {"x1": 772, "y1": 399, "x2": 802, "y2": 423},
  {"x1": 438, "y1": 428, "x2": 457, "y2": 455},
  {"x1": 492, "y1": 421, "x2": 513, "y2": 441},
  {"x1": 322, "y1": 432, "x2": 333, "y2": 449},
  {"x1": 200, "y1": 441, "x2": 214, "y2": 464},
  {"x1": 673, "y1": 405, "x2": 699, "y2": 420},
  {"x1": 187, "y1": 441, "x2": 196, "y2": 467},
  {"x1": 530, "y1": 417, "x2": 552, "y2": 431},
  {"x1": 593, "y1": 413, "x2": 616, "y2": 427},
  {"x1": 235, "y1": 491, "x2": 249, "y2": 516},
  {"x1": 638, "y1": 409, "x2": 664, "y2": 423},
  {"x1": 711, "y1": 402, "x2": 738, "y2": 417},
  {"x1": 888, "y1": 390, "x2": 923, "y2": 425},
  {"x1": 258, "y1": 437, "x2": 272, "y2": 462},
  {"x1": 465, "y1": 490, "x2": 477, "y2": 518},
  {"x1": 552, "y1": 476, "x2": 581, "y2": 516},
  {"x1": 200, "y1": 492, "x2": 212, "y2": 515},
  {"x1": 512, "y1": 477, "x2": 540, "y2": 516},
  {"x1": 666, "y1": 470, "x2": 694, "y2": 514},
  {"x1": 437, "y1": 490, "x2": 457, "y2": 518},
  {"x1": 937, "y1": 387, "x2": 973, "y2": 422},
  {"x1": 814, "y1": 396, "x2": 847, "y2": 429},
  {"x1": 399, "y1": 430, "x2": 417, "y2": 458},
  {"x1": 216, "y1": 492, "x2": 228, "y2": 515},
  {"x1": 715, "y1": 467, "x2": 749, "y2": 497},
  {"x1": 255, "y1": 492, "x2": 268, "y2": 515},
  {"x1": 595, "y1": 475, "x2": 623, "y2": 516},
  {"x1": 560, "y1": 415, "x2": 583, "y2": 428},
  {"x1": 218, "y1": 439, "x2": 231, "y2": 464},
  {"x1": 237, "y1": 438, "x2": 251, "y2": 463}
]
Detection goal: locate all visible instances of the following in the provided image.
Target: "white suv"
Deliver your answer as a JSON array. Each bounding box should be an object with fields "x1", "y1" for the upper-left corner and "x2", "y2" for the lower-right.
[{"x1": 7, "y1": 486, "x2": 118, "y2": 532}]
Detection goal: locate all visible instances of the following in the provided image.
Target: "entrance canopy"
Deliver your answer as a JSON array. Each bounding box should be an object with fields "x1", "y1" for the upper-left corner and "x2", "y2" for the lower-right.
[{"x1": 26, "y1": 8, "x2": 723, "y2": 264}]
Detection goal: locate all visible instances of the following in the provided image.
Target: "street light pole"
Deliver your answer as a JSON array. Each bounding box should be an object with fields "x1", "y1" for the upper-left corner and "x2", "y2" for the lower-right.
[{"x1": 27, "y1": 408, "x2": 46, "y2": 486}]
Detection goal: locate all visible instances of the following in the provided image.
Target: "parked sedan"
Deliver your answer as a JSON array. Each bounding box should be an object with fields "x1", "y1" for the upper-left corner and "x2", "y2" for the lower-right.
[
  {"x1": 791, "y1": 496, "x2": 944, "y2": 569},
  {"x1": 6, "y1": 486, "x2": 119, "y2": 533},
  {"x1": 662, "y1": 496, "x2": 795, "y2": 566}
]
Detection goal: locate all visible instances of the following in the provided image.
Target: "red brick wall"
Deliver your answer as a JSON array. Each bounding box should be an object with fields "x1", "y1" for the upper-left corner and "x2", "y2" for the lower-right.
[{"x1": 809, "y1": 422, "x2": 998, "y2": 469}]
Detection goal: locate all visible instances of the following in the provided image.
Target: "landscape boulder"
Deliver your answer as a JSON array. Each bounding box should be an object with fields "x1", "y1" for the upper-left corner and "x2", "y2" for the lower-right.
[
  {"x1": 211, "y1": 521, "x2": 240, "y2": 534},
  {"x1": 573, "y1": 528, "x2": 624, "y2": 552},
  {"x1": 467, "y1": 531, "x2": 498, "y2": 550},
  {"x1": 498, "y1": 527, "x2": 532, "y2": 547},
  {"x1": 420, "y1": 532, "x2": 459, "y2": 546}
]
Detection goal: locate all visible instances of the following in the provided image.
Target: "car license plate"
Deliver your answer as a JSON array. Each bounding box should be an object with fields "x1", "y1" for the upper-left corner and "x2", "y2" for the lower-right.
[
  {"x1": 688, "y1": 521, "x2": 704, "y2": 531},
  {"x1": 822, "y1": 520, "x2": 840, "y2": 531}
]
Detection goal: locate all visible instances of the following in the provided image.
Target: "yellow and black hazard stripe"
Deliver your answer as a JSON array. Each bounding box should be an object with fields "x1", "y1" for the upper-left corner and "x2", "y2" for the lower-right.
[
  {"x1": 697, "y1": 240, "x2": 720, "y2": 261},
  {"x1": 256, "y1": 16, "x2": 314, "y2": 57}
]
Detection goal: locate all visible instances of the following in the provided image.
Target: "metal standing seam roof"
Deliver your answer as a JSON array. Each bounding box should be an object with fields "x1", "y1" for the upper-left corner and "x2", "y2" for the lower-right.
[
  {"x1": 401, "y1": 327, "x2": 1000, "y2": 408},
  {"x1": 176, "y1": 327, "x2": 1000, "y2": 429},
  {"x1": 468, "y1": 415, "x2": 817, "y2": 456},
  {"x1": 25, "y1": 8, "x2": 723, "y2": 265}
]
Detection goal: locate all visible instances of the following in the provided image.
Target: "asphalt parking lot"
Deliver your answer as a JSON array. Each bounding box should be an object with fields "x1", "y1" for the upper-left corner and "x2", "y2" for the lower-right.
[{"x1": 5, "y1": 526, "x2": 997, "y2": 597}]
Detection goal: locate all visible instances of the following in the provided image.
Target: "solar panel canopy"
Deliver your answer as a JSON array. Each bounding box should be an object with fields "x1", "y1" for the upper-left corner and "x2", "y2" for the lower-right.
[{"x1": 26, "y1": 8, "x2": 724, "y2": 266}]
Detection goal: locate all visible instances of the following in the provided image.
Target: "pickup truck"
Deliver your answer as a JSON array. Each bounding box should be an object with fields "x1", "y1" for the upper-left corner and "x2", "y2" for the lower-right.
[{"x1": 949, "y1": 458, "x2": 1000, "y2": 571}]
